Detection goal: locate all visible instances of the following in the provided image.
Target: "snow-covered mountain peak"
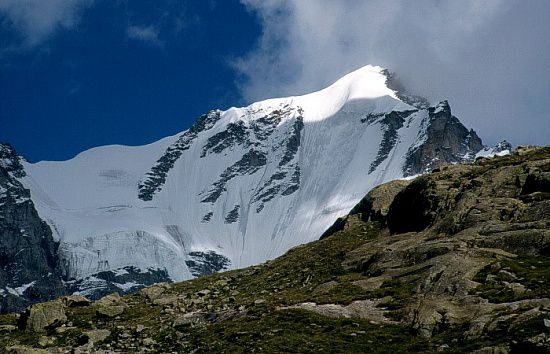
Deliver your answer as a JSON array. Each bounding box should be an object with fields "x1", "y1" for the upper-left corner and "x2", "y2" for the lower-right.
[
  {"x1": 232, "y1": 65, "x2": 412, "y2": 123},
  {"x1": 1, "y1": 65, "x2": 508, "y2": 301}
]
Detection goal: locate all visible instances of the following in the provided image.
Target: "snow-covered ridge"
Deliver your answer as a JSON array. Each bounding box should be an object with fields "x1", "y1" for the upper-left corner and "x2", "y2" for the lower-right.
[{"x1": 12, "y1": 65, "x2": 495, "y2": 289}]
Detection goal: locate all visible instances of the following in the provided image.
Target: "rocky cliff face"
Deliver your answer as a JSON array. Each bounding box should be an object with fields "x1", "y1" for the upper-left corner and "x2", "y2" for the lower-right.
[
  {"x1": 1, "y1": 147, "x2": 547, "y2": 353},
  {"x1": 0, "y1": 144, "x2": 66, "y2": 313},
  {"x1": 403, "y1": 100, "x2": 484, "y2": 176}
]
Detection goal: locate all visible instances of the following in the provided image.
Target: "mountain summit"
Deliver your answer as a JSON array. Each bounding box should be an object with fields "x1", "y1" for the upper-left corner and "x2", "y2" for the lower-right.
[{"x1": 0, "y1": 65, "x2": 508, "y2": 310}]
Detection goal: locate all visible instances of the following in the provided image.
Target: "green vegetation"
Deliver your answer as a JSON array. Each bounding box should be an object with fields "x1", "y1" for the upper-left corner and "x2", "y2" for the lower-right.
[{"x1": 472, "y1": 255, "x2": 550, "y2": 303}]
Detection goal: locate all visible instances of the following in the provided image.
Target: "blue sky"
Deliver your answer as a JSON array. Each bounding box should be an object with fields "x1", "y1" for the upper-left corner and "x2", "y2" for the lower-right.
[
  {"x1": 1, "y1": 1, "x2": 260, "y2": 161},
  {"x1": 1, "y1": 0, "x2": 549, "y2": 162}
]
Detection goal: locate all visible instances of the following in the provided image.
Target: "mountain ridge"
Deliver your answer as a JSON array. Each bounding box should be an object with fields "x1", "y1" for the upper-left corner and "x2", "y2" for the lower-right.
[{"x1": 0, "y1": 65, "x2": 510, "y2": 312}]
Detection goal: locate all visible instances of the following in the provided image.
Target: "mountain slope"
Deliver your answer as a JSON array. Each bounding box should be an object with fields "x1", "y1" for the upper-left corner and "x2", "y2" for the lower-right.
[
  {"x1": 3, "y1": 65, "x2": 507, "y2": 302},
  {"x1": 0, "y1": 144, "x2": 67, "y2": 312},
  {"x1": 1, "y1": 146, "x2": 547, "y2": 353}
]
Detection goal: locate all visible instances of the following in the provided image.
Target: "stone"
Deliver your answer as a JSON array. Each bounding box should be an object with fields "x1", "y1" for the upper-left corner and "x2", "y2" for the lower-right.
[
  {"x1": 136, "y1": 324, "x2": 146, "y2": 333},
  {"x1": 254, "y1": 299, "x2": 266, "y2": 305},
  {"x1": 153, "y1": 295, "x2": 178, "y2": 307},
  {"x1": 197, "y1": 289, "x2": 211, "y2": 297},
  {"x1": 82, "y1": 329, "x2": 111, "y2": 344},
  {"x1": 0, "y1": 324, "x2": 17, "y2": 332},
  {"x1": 95, "y1": 293, "x2": 127, "y2": 318},
  {"x1": 61, "y1": 295, "x2": 91, "y2": 307},
  {"x1": 97, "y1": 305, "x2": 126, "y2": 318},
  {"x1": 140, "y1": 285, "x2": 167, "y2": 301},
  {"x1": 312, "y1": 280, "x2": 338, "y2": 295},
  {"x1": 172, "y1": 312, "x2": 208, "y2": 326},
  {"x1": 37, "y1": 336, "x2": 54, "y2": 347},
  {"x1": 142, "y1": 338, "x2": 156, "y2": 346},
  {"x1": 24, "y1": 300, "x2": 67, "y2": 332}
]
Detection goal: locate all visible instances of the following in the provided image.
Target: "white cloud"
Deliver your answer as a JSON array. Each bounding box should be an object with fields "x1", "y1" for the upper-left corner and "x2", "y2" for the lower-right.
[
  {"x1": 0, "y1": 0, "x2": 93, "y2": 46},
  {"x1": 126, "y1": 25, "x2": 162, "y2": 46},
  {"x1": 236, "y1": 0, "x2": 550, "y2": 146}
]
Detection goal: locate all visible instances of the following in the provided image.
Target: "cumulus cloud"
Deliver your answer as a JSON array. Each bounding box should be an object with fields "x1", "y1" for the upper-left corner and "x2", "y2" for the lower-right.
[
  {"x1": 0, "y1": 0, "x2": 93, "y2": 46},
  {"x1": 236, "y1": 0, "x2": 550, "y2": 146},
  {"x1": 126, "y1": 25, "x2": 162, "y2": 46}
]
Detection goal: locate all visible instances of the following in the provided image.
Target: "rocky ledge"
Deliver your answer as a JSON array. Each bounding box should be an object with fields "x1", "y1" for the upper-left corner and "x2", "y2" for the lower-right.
[{"x1": 0, "y1": 146, "x2": 548, "y2": 353}]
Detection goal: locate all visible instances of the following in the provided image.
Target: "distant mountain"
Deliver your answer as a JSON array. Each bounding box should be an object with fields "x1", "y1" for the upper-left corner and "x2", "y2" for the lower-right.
[{"x1": 0, "y1": 65, "x2": 510, "y2": 311}]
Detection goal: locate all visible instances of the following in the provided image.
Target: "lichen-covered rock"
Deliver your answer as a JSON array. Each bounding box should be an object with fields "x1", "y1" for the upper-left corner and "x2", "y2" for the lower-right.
[
  {"x1": 23, "y1": 300, "x2": 67, "y2": 332},
  {"x1": 140, "y1": 283, "x2": 170, "y2": 301},
  {"x1": 81, "y1": 329, "x2": 111, "y2": 344},
  {"x1": 94, "y1": 293, "x2": 127, "y2": 318}
]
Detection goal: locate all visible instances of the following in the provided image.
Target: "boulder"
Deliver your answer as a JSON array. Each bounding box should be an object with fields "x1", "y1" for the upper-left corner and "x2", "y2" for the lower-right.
[
  {"x1": 140, "y1": 284, "x2": 168, "y2": 301},
  {"x1": 95, "y1": 293, "x2": 127, "y2": 318},
  {"x1": 24, "y1": 300, "x2": 67, "y2": 332},
  {"x1": 81, "y1": 329, "x2": 111, "y2": 344},
  {"x1": 61, "y1": 295, "x2": 91, "y2": 307}
]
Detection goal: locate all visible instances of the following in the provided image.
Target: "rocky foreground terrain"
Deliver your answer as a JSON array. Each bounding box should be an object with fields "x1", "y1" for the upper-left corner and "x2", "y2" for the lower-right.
[{"x1": 0, "y1": 146, "x2": 548, "y2": 353}]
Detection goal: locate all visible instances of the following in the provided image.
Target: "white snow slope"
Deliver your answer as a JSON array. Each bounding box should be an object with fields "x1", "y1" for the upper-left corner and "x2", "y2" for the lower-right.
[{"x1": 18, "y1": 65, "x2": 474, "y2": 282}]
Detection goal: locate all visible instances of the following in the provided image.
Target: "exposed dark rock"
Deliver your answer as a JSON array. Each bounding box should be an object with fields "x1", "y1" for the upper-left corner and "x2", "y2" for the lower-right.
[
  {"x1": 281, "y1": 166, "x2": 301, "y2": 196},
  {"x1": 0, "y1": 144, "x2": 26, "y2": 178},
  {"x1": 139, "y1": 110, "x2": 221, "y2": 201},
  {"x1": 201, "y1": 149, "x2": 267, "y2": 203},
  {"x1": 201, "y1": 105, "x2": 303, "y2": 208},
  {"x1": 369, "y1": 111, "x2": 416, "y2": 173},
  {"x1": 0, "y1": 145, "x2": 67, "y2": 313},
  {"x1": 403, "y1": 101, "x2": 484, "y2": 176},
  {"x1": 279, "y1": 117, "x2": 304, "y2": 167},
  {"x1": 521, "y1": 172, "x2": 550, "y2": 195},
  {"x1": 493, "y1": 140, "x2": 512, "y2": 154},
  {"x1": 201, "y1": 121, "x2": 248, "y2": 157},
  {"x1": 386, "y1": 177, "x2": 439, "y2": 234},
  {"x1": 201, "y1": 212, "x2": 213, "y2": 223},
  {"x1": 360, "y1": 113, "x2": 385, "y2": 125},
  {"x1": 65, "y1": 266, "x2": 171, "y2": 300},
  {"x1": 224, "y1": 205, "x2": 240, "y2": 224},
  {"x1": 185, "y1": 251, "x2": 230, "y2": 277}
]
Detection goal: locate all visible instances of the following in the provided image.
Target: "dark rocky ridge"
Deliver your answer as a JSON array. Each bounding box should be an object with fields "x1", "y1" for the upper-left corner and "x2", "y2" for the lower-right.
[
  {"x1": 0, "y1": 144, "x2": 67, "y2": 313},
  {"x1": 138, "y1": 110, "x2": 222, "y2": 201},
  {"x1": 368, "y1": 110, "x2": 416, "y2": 173},
  {"x1": 403, "y1": 101, "x2": 484, "y2": 176}
]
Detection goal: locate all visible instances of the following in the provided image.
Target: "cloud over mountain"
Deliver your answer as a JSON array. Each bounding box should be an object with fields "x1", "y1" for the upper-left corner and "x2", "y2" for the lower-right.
[{"x1": 236, "y1": 0, "x2": 550, "y2": 146}]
